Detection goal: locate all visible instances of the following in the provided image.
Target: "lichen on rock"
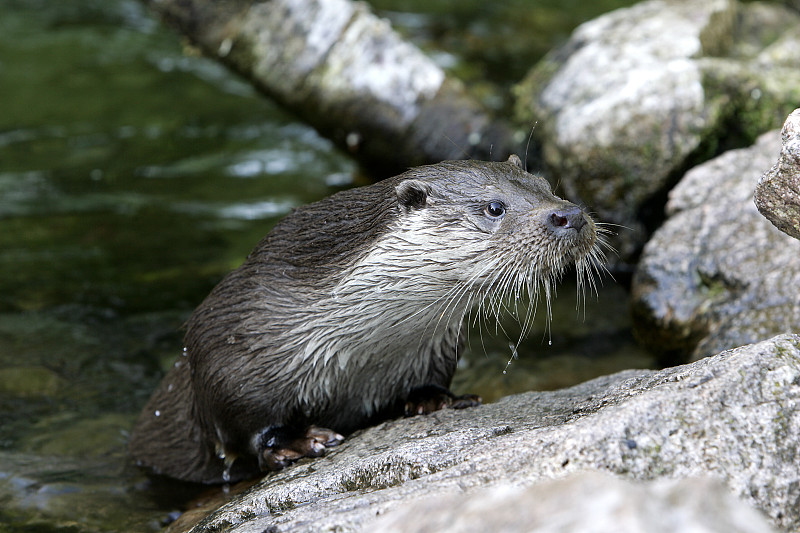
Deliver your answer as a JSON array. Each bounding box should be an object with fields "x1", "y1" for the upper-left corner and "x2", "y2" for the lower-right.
[{"x1": 514, "y1": 0, "x2": 800, "y2": 259}]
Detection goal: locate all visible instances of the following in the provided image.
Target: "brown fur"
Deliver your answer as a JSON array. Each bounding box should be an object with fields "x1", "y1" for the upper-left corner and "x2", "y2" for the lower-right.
[{"x1": 129, "y1": 157, "x2": 600, "y2": 483}]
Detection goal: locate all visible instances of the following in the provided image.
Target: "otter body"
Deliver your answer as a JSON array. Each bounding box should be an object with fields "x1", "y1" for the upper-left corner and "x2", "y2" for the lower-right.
[{"x1": 130, "y1": 156, "x2": 600, "y2": 483}]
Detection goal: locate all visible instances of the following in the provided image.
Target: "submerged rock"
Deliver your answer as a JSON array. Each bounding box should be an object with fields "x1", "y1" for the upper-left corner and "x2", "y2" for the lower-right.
[
  {"x1": 173, "y1": 334, "x2": 800, "y2": 533},
  {"x1": 143, "y1": 0, "x2": 517, "y2": 175},
  {"x1": 514, "y1": 0, "x2": 800, "y2": 258},
  {"x1": 631, "y1": 130, "x2": 800, "y2": 361},
  {"x1": 756, "y1": 108, "x2": 800, "y2": 241}
]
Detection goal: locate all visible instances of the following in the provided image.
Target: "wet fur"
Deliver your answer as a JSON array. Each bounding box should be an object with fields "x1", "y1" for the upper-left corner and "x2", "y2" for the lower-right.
[{"x1": 129, "y1": 158, "x2": 601, "y2": 483}]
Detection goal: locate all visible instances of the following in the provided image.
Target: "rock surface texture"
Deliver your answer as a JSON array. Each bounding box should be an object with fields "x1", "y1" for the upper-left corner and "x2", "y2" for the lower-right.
[
  {"x1": 631, "y1": 130, "x2": 800, "y2": 361},
  {"x1": 515, "y1": 0, "x2": 800, "y2": 258},
  {"x1": 756, "y1": 108, "x2": 800, "y2": 240},
  {"x1": 172, "y1": 335, "x2": 800, "y2": 533},
  {"x1": 373, "y1": 473, "x2": 778, "y2": 533}
]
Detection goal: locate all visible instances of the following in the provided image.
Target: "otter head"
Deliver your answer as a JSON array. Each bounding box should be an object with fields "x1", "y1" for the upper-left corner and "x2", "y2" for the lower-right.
[{"x1": 386, "y1": 154, "x2": 604, "y2": 336}]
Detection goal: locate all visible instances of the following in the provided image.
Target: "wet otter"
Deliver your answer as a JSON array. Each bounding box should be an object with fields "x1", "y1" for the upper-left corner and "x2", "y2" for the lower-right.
[{"x1": 130, "y1": 155, "x2": 602, "y2": 484}]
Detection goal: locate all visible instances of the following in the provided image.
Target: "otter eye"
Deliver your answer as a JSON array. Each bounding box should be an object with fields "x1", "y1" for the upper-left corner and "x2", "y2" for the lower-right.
[{"x1": 484, "y1": 201, "x2": 506, "y2": 219}]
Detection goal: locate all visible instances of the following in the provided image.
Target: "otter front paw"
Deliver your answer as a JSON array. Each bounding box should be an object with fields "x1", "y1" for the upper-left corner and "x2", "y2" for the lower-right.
[
  {"x1": 404, "y1": 384, "x2": 482, "y2": 416},
  {"x1": 257, "y1": 425, "x2": 344, "y2": 471}
]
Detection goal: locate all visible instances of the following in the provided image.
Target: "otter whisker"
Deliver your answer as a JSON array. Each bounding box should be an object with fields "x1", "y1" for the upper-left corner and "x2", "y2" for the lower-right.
[{"x1": 408, "y1": 252, "x2": 505, "y2": 354}]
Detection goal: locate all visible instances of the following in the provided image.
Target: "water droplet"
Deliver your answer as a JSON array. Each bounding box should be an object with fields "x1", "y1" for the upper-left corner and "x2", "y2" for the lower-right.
[
  {"x1": 182, "y1": 347, "x2": 188, "y2": 357},
  {"x1": 503, "y1": 342, "x2": 518, "y2": 374},
  {"x1": 222, "y1": 454, "x2": 236, "y2": 484},
  {"x1": 154, "y1": 410, "x2": 161, "y2": 417},
  {"x1": 167, "y1": 383, "x2": 174, "y2": 392}
]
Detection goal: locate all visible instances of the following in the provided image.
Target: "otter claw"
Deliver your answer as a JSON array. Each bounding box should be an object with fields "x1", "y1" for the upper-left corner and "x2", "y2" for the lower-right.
[
  {"x1": 258, "y1": 425, "x2": 344, "y2": 471},
  {"x1": 261, "y1": 447, "x2": 304, "y2": 471},
  {"x1": 305, "y1": 425, "x2": 345, "y2": 448},
  {"x1": 404, "y1": 385, "x2": 482, "y2": 416},
  {"x1": 451, "y1": 393, "x2": 482, "y2": 409}
]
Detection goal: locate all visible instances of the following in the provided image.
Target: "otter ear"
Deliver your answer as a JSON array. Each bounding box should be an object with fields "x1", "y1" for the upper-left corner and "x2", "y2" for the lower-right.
[
  {"x1": 507, "y1": 154, "x2": 523, "y2": 169},
  {"x1": 395, "y1": 179, "x2": 431, "y2": 210}
]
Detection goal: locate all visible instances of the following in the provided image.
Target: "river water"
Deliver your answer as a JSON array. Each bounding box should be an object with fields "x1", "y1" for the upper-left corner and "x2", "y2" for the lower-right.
[{"x1": 0, "y1": 0, "x2": 644, "y2": 530}]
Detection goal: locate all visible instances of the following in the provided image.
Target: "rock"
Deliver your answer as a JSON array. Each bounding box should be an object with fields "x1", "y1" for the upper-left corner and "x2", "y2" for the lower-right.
[
  {"x1": 143, "y1": 0, "x2": 518, "y2": 175},
  {"x1": 0, "y1": 366, "x2": 61, "y2": 397},
  {"x1": 173, "y1": 334, "x2": 800, "y2": 533},
  {"x1": 631, "y1": 130, "x2": 800, "y2": 361},
  {"x1": 373, "y1": 472, "x2": 778, "y2": 533},
  {"x1": 756, "y1": 109, "x2": 800, "y2": 240},
  {"x1": 514, "y1": 0, "x2": 800, "y2": 258}
]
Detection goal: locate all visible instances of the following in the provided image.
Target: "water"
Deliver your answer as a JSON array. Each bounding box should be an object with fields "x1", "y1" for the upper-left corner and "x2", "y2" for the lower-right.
[{"x1": 0, "y1": 0, "x2": 643, "y2": 530}]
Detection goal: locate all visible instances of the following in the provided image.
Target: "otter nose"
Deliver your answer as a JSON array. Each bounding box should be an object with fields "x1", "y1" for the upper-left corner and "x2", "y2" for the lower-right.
[{"x1": 548, "y1": 206, "x2": 587, "y2": 232}]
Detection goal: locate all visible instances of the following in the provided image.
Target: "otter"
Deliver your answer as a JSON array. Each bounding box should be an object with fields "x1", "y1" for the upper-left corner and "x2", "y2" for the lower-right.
[{"x1": 129, "y1": 155, "x2": 602, "y2": 484}]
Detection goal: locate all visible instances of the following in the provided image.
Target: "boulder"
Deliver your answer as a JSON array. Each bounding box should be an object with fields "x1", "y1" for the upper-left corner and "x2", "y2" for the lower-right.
[
  {"x1": 514, "y1": 0, "x2": 800, "y2": 258},
  {"x1": 172, "y1": 334, "x2": 800, "y2": 533},
  {"x1": 373, "y1": 472, "x2": 778, "y2": 533},
  {"x1": 142, "y1": 0, "x2": 518, "y2": 175},
  {"x1": 631, "y1": 129, "x2": 800, "y2": 361},
  {"x1": 756, "y1": 108, "x2": 800, "y2": 240}
]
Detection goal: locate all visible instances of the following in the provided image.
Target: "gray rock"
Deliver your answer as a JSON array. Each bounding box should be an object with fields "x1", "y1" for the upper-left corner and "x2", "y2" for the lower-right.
[
  {"x1": 373, "y1": 472, "x2": 778, "y2": 533},
  {"x1": 177, "y1": 334, "x2": 800, "y2": 533},
  {"x1": 143, "y1": 0, "x2": 517, "y2": 174},
  {"x1": 631, "y1": 130, "x2": 800, "y2": 361},
  {"x1": 514, "y1": 0, "x2": 800, "y2": 258},
  {"x1": 756, "y1": 108, "x2": 800, "y2": 240}
]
